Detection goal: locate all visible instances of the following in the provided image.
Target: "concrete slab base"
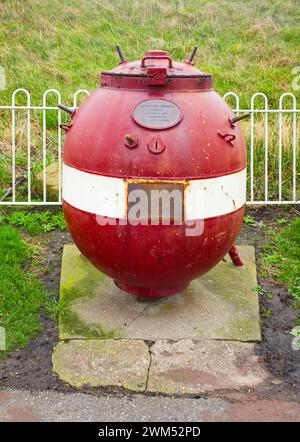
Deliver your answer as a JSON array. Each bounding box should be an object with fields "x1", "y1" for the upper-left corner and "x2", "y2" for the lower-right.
[
  {"x1": 59, "y1": 244, "x2": 261, "y2": 342},
  {"x1": 53, "y1": 243, "x2": 265, "y2": 392}
]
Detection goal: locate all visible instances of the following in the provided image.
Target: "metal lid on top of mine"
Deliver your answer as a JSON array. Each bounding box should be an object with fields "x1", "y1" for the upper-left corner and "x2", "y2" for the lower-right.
[{"x1": 102, "y1": 50, "x2": 211, "y2": 78}]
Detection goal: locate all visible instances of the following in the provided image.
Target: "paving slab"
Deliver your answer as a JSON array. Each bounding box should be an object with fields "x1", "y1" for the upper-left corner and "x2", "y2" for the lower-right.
[
  {"x1": 1, "y1": 389, "x2": 300, "y2": 422},
  {"x1": 147, "y1": 339, "x2": 270, "y2": 395},
  {"x1": 59, "y1": 244, "x2": 261, "y2": 342},
  {"x1": 52, "y1": 339, "x2": 150, "y2": 391}
]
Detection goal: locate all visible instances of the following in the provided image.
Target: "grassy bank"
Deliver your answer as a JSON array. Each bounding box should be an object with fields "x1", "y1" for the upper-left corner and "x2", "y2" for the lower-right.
[
  {"x1": 0, "y1": 1, "x2": 299, "y2": 200},
  {"x1": 0, "y1": 0, "x2": 299, "y2": 106}
]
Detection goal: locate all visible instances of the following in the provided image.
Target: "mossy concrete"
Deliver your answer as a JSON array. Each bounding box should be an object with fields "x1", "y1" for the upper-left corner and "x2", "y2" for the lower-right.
[
  {"x1": 52, "y1": 339, "x2": 150, "y2": 391},
  {"x1": 59, "y1": 244, "x2": 261, "y2": 342},
  {"x1": 59, "y1": 245, "x2": 124, "y2": 340}
]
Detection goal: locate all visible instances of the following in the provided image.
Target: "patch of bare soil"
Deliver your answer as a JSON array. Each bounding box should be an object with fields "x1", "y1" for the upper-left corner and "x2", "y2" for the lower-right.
[{"x1": 0, "y1": 207, "x2": 299, "y2": 398}]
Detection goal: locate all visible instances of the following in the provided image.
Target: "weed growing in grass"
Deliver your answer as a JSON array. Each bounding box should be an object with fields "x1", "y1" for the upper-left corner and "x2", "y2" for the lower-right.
[
  {"x1": 244, "y1": 215, "x2": 256, "y2": 225},
  {"x1": 277, "y1": 217, "x2": 289, "y2": 225},
  {"x1": 243, "y1": 215, "x2": 266, "y2": 228},
  {"x1": 253, "y1": 284, "x2": 273, "y2": 299}
]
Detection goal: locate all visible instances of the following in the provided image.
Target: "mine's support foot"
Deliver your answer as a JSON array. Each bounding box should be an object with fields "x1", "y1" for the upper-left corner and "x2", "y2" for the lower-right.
[
  {"x1": 228, "y1": 245, "x2": 244, "y2": 267},
  {"x1": 114, "y1": 280, "x2": 189, "y2": 298}
]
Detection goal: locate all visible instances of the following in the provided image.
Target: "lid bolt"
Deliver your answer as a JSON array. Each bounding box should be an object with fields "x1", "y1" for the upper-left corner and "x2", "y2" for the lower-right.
[
  {"x1": 58, "y1": 104, "x2": 75, "y2": 115},
  {"x1": 229, "y1": 112, "x2": 250, "y2": 127},
  {"x1": 125, "y1": 133, "x2": 138, "y2": 149},
  {"x1": 116, "y1": 44, "x2": 127, "y2": 63},
  {"x1": 185, "y1": 46, "x2": 198, "y2": 64}
]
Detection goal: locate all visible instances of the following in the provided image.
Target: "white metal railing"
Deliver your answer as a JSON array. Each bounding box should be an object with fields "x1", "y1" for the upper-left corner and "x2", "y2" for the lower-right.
[
  {"x1": 223, "y1": 91, "x2": 299, "y2": 204},
  {"x1": 0, "y1": 89, "x2": 299, "y2": 205}
]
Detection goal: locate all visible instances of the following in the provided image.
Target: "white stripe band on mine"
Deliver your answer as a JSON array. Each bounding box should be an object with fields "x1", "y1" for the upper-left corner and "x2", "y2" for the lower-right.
[
  {"x1": 63, "y1": 164, "x2": 127, "y2": 219},
  {"x1": 63, "y1": 163, "x2": 246, "y2": 220}
]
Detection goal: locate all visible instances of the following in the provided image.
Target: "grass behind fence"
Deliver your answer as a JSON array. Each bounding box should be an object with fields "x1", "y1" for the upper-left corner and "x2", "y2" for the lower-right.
[
  {"x1": 0, "y1": 111, "x2": 299, "y2": 202},
  {"x1": 0, "y1": 0, "x2": 299, "y2": 107},
  {"x1": 0, "y1": 0, "x2": 300, "y2": 201},
  {"x1": 242, "y1": 115, "x2": 300, "y2": 202}
]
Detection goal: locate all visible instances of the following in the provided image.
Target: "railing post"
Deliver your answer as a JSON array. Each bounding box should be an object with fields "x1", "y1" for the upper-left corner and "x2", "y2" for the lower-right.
[
  {"x1": 12, "y1": 89, "x2": 31, "y2": 203},
  {"x1": 249, "y1": 93, "x2": 268, "y2": 203},
  {"x1": 43, "y1": 90, "x2": 62, "y2": 203},
  {"x1": 279, "y1": 93, "x2": 297, "y2": 203},
  {"x1": 73, "y1": 89, "x2": 90, "y2": 109}
]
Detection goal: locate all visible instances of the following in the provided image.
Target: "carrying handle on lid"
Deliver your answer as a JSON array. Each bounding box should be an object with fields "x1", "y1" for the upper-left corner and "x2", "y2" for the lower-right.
[{"x1": 141, "y1": 55, "x2": 173, "y2": 68}]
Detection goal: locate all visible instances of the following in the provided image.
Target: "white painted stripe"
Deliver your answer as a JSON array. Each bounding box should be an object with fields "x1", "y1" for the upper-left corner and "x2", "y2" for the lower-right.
[
  {"x1": 62, "y1": 164, "x2": 127, "y2": 219},
  {"x1": 63, "y1": 164, "x2": 246, "y2": 220},
  {"x1": 185, "y1": 168, "x2": 246, "y2": 220}
]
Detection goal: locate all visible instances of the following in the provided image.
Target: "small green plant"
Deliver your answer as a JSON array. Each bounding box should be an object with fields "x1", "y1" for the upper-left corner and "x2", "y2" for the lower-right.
[
  {"x1": 261, "y1": 307, "x2": 272, "y2": 318},
  {"x1": 244, "y1": 215, "x2": 256, "y2": 225},
  {"x1": 243, "y1": 216, "x2": 266, "y2": 228},
  {"x1": 253, "y1": 284, "x2": 273, "y2": 299},
  {"x1": 291, "y1": 326, "x2": 300, "y2": 350},
  {"x1": 277, "y1": 218, "x2": 288, "y2": 225},
  {"x1": 291, "y1": 326, "x2": 300, "y2": 337}
]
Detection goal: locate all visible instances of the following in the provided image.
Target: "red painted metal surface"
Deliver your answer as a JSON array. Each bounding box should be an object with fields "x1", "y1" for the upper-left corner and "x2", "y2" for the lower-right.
[
  {"x1": 64, "y1": 202, "x2": 244, "y2": 297},
  {"x1": 64, "y1": 88, "x2": 246, "y2": 179},
  {"x1": 62, "y1": 49, "x2": 247, "y2": 298}
]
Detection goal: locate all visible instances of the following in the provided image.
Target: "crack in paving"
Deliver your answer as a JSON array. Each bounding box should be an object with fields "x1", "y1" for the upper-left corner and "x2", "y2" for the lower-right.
[
  {"x1": 145, "y1": 343, "x2": 153, "y2": 392},
  {"x1": 124, "y1": 302, "x2": 153, "y2": 332}
]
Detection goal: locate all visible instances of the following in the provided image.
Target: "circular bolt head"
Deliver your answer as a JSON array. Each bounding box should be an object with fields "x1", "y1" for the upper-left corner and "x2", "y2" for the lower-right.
[
  {"x1": 125, "y1": 134, "x2": 138, "y2": 149},
  {"x1": 147, "y1": 137, "x2": 166, "y2": 154}
]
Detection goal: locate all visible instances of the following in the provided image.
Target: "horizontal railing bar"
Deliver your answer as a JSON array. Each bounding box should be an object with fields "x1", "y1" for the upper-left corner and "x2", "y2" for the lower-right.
[
  {"x1": 1, "y1": 201, "x2": 299, "y2": 206},
  {"x1": 0, "y1": 106, "x2": 75, "y2": 110},
  {"x1": 0, "y1": 201, "x2": 62, "y2": 206},
  {"x1": 227, "y1": 109, "x2": 300, "y2": 113},
  {"x1": 0, "y1": 90, "x2": 299, "y2": 206},
  {"x1": 0, "y1": 106, "x2": 299, "y2": 113},
  {"x1": 246, "y1": 201, "x2": 300, "y2": 205}
]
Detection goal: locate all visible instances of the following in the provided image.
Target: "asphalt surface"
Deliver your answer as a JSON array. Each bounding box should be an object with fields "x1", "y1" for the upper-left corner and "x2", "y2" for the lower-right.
[{"x1": 0, "y1": 389, "x2": 300, "y2": 422}]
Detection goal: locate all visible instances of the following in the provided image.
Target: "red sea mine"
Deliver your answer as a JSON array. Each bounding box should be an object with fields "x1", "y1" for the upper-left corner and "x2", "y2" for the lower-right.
[{"x1": 61, "y1": 47, "x2": 248, "y2": 298}]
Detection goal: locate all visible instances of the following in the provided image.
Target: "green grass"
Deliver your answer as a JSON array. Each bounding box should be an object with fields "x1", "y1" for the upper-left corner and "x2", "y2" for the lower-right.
[
  {"x1": 0, "y1": 225, "x2": 55, "y2": 358},
  {"x1": 0, "y1": 0, "x2": 299, "y2": 107},
  {"x1": 262, "y1": 217, "x2": 300, "y2": 315},
  {"x1": 0, "y1": 0, "x2": 299, "y2": 201}
]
